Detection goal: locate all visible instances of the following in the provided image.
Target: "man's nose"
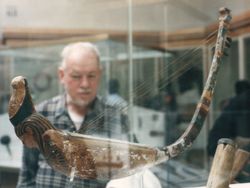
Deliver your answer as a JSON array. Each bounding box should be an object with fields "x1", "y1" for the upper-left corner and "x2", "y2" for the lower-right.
[{"x1": 79, "y1": 76, "x2": 90, "y2": 88}]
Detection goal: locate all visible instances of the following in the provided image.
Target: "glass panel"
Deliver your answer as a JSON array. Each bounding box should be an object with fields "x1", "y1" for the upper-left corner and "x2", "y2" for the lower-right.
[{"x1": 1, "y1": 1, "x2": 250, "y2": 188}]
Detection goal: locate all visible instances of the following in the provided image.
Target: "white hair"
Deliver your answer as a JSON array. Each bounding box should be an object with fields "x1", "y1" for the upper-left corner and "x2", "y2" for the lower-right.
[{"x1": 60, "y1": 42, "x2": 101, "y2": 69}]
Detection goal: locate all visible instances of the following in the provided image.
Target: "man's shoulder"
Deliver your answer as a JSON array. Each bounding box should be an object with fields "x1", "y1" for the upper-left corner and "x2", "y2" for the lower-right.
[
  {"x1": 106, "y1": 94, "x2": 127, "y2": 107},
  {"x1": 36, "y1": 95, "x2": 64, "y2": 112},
  {"x1": 94, "y1": 96, "x2": 128, "y2": 116},
  {"x1": 226, "y1": 90, "x2": 250, "y2": 110}
]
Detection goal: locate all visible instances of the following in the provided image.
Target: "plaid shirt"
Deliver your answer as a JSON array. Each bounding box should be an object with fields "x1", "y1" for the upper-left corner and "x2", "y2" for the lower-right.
[{"x1": 16, "y1": 94, "x2": 129, "y2": 188}]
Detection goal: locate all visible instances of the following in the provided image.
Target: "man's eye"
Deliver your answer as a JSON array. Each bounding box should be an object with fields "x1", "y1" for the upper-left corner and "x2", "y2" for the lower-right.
[
  {"x1": 71, "y1": 75, "x2": 81, "y2": 79},
  {"x1": 88, "y1": 74, "x2": 96, "y2": 79}
]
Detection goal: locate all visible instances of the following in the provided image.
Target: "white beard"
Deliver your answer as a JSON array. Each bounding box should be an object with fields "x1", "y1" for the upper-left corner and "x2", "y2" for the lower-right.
[{"x1": 66, "y1": 94, "x2": 90, "y2": 108}]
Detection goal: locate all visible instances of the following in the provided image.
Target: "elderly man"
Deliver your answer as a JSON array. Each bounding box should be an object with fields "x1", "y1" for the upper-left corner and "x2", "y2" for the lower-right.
[{"x1": 16, "y1": 42, "x2": 129, "y2": 188}]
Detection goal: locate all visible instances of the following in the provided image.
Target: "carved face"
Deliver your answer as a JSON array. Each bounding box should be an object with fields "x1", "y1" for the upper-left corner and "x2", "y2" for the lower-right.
[{"x1": 58, "y1": 51, "x2": 101, "y2": 107}]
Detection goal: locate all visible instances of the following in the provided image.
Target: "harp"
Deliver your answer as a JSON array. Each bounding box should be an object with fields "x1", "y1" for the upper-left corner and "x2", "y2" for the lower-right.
[{"x1": 8, "y1": 7, "x2": 231, "y2": 180}]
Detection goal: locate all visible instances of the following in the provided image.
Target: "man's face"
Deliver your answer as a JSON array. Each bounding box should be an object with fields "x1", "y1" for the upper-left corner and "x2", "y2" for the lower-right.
[{"x1": 58, "y1": 52, "x2": 101, "y2": 107}]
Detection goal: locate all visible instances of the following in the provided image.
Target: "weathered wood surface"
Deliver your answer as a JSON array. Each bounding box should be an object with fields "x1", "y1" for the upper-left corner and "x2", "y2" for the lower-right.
[
  {"x1": 230, "y1": 149, "x2": 250, "y2": 183},
  {"x1": 206, "y1": 138, "x2": 236, "y2": 188}
]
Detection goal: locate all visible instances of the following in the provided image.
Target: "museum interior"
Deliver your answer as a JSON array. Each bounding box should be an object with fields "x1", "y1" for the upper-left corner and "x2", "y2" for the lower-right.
[{"x1": 0, "y1": 0, "x2": 250, "y2": 187}]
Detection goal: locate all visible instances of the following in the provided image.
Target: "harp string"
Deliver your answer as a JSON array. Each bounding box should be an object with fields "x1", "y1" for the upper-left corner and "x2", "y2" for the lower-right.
[{"x1": 80, "y1": 29, "x2": 218, "y2": 133}]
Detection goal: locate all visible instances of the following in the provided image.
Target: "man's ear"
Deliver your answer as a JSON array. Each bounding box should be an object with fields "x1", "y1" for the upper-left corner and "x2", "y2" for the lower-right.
[{"x1": 58, "y1": 68, "x2": 64, "y2": 84}]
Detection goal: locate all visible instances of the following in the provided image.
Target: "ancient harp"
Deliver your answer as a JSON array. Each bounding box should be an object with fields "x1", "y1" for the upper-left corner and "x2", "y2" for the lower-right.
[{"x1": 8, "y1": 8, "x2": 231, "y2": 180}]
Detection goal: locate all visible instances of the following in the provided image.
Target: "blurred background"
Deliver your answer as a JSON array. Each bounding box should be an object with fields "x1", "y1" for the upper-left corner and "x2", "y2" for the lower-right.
[{"x1": 1, "y1": 0, "x2": 250, "y2": 187}]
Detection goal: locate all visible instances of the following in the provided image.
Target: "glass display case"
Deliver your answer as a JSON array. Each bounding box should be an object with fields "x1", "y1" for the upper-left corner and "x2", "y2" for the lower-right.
[{"x1": 0, "y1": 0, "x2": 250, "y2": 187}]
